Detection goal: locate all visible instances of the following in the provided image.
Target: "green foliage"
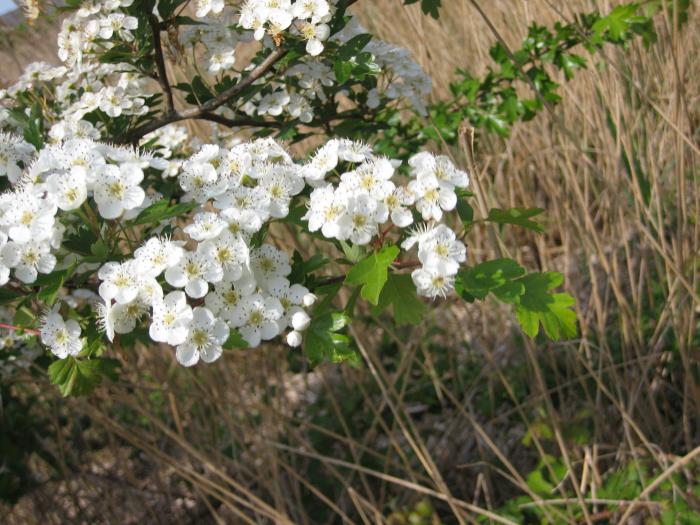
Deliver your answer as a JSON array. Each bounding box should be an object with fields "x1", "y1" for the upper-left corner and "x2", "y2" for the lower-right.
[
  {"x1": 48, "y1": 356, "x2": 120, "y2": 397},
  {"x1": 373, "y1": 273, "x2": 427, "y2": 326},
  {"x1": 404, "y1": 0, "x2": 442, "y2": 19},
  {"x1": 304, "y1": 312, "x2": 358, "y2": 366},
  {"x1": 345, "y1": 245, "x2": 400, "y2": 305},
  {"x1": 515, "y1": 273, "x2": 578, "y2": 340},
  {"x1": 382, "y1": 0, "x2": 687, "y2": 156},
  {"x1": 486, "y1": 207, "x2": 545, "y2": 233},
  {"x1": 131, "y1": 199, "x2": 198, "y2": 225},
  {"x1": 457, "y1": 259, "x2": 578, "y2": 340}
]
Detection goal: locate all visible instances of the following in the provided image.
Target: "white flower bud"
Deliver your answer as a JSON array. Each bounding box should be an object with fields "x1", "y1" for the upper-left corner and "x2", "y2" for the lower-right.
[
  {"x1": 286, "y1": 330, "x2": 303, "y2": 347},
  {"x1": 291, "y1": 310, "x2": 311, "y2": 331},
  {"x1": 302, "y1": 293, "x2": 317, "y2": 307}
]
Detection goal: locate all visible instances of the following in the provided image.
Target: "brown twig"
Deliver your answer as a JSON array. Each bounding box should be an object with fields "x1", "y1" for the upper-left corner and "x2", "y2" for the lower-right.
[{"x1": 148, "y1": 14, "x2": 174, "y2": 113}]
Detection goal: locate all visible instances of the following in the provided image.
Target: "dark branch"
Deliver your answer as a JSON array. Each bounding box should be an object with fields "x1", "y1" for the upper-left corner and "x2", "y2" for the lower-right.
[
  {"x1": 121, "y1": 47, "x2": 289, "y2": 144},
  {"x1": 148, "y1": 14, "x2": 174, "y2": 113},
  {"x1": 199, "y1": 112, "x2": 284, "y2": 129}
]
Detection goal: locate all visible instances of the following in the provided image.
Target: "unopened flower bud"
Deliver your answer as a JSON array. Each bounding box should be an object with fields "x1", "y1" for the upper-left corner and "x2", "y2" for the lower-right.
[
  {"x1": 286, "y1": 330, "x2": 303, "y2": 347},
  {"x1": 291, "y1": 311, "x2": 311, "y2": 331},
  {"x1": 302, "y1": 293, "x2": 317, "y2": 307}
]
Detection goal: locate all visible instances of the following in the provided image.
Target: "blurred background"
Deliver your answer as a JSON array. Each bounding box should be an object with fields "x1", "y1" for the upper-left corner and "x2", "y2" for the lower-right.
[{"x1": 1, "y1": 1, "x2": 698, "y2": 523}]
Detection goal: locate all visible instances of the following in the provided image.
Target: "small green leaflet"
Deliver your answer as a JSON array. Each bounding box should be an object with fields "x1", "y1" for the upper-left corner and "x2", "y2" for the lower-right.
[
  {"x1": 303, "y1": 312, "x2": 358, "y2": 367},
  {"x1": 131, "y1": 199, "x2": 198, "y2": 225},
  {"x1": 404, "y1": 0, "x2": 441, "y2": 19},
  {"x1": 372, "y1": 274, "x2": 426, "y2": 326},
  {"x1": 48, "y1": 357, "x2": 120, "y2": 397},
  {"x1": 486, "y1": 207, "x2": 545, "y2": 233},
  {"x1": 223, "y1": 328, "x2": 249, "y2": 349},
  {"x1": 515, "y1": 272, "x2": 578, "y2": 340},
  {"x1": 34, "y1": 267, "x2": 73, "y2": 306},
  {"x1": 345, "y1": 245, "x2": 399, "y2": 305}
]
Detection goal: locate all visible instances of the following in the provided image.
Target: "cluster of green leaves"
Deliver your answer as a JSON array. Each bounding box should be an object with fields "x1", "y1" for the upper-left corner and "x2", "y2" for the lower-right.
[
  {"x1": 373, "y1": 0, "x2": 691, "y2": 154},
  {"x1": 487, "y1": 456, "x2": 700, "y2": 524},
  {"x1": 456, "y1": 259, "x2": 577, "y2": 340}
]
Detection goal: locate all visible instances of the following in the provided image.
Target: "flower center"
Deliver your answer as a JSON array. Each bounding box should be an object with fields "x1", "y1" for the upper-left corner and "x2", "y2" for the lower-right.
[
  {"x1": 249, "y1": 310, "x2": 263, "y2": 325},
  {"x1": 108, "y1": 181, "x2": 125, "y2": 198},
  {"x1": 191, "y1": 329, "x2": 209, "y2": 348}
]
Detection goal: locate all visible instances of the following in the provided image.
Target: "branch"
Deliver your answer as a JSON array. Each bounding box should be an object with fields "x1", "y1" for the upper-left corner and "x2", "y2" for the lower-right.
[
  {"x1": 148, "y1": 14, "x2": 174, "y2": 113},
  {"x1": 121, "y1": 47, "x2": 289, "y2": 144},
  {"x1": 198, "y1": 112, "x2": 284, "y2": 129}
]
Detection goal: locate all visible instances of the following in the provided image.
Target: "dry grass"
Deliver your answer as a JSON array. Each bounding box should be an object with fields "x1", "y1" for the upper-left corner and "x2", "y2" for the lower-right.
[{"x1": 2, "y1": 1, "x2": 699, "y2": 523}]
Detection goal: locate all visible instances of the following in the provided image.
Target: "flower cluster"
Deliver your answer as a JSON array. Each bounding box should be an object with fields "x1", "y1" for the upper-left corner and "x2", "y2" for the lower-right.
[
  {"x1": 0, "y1": 138, "x2": 165, "y2": 286},
  {"x1": 237, "y1": 0, "x2": 333, "y2": 56},
  {"x1": 94, "y1": 138, "x2": 319, "y2": 366},
  {"x1": 303, "y1": 145, "x2": 470, "y2": 297},
  {"x1": 0, "y1": 132, "x2": 36, "y2": 183}
]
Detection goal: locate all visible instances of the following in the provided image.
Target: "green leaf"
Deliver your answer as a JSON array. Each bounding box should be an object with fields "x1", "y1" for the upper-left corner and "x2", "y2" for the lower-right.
[
  {"x1": 372, "y1": 274, "x2": 426, "y2": 326},
  {"x1": 35, "y1": 268, "x2": 72, "y2": 306},
  {"x1": 458, "y1": 259, "x2": 526, "y2": 300},
  {"x1": 0, "y1": 287, "x2": 23, "y2": 305},
  {"x1": 48, "y1": 357, "x2": 120, "y2": 397},
  {"x1": 223, "y1": 329, "x2": 249, "y2": 349},
  {"x1": 131, "y1": 199, "x2": 197, "y2": 225},
  {"x1": 303, "y1": 312, "x2": 358, "y2": 366},
  {"x1": 404, "y1": 0, "x2": 442, "y2": 18},
  {"x1": 345, "y1": 245, "x2": 400, "y2": 305},
  {"x1": 333, "y1": 60, "x2": 354, "y2": 84},
  {"x1": 515, "y1": 272, "x2": 578, "y2": 340},
  {"x1": 336, "y1": 34, "x2": 372, "y2": 60},
  {"x1": 486, "y1": 207, "x2": 545, "y2": 233}
]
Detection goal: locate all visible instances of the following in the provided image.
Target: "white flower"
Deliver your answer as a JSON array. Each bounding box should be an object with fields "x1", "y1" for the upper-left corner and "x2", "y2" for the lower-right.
[
  {"x1": 93, "y1": 163, "x2": 145, "y2": 219},
  {"x1": 258, "y1": 90, "x2": 291, "y2": 117},
  {"x1": 231, "y1": 293, "x2": 283, "y2": 347},
  {"x1": 411, "y1": 267, "x2": 455, "y2": 298},
  {"x1": 98, "y1": 261, "x2": 141, "y2": 304},
  {"x1": 46, "y1": 170, "x2": 88, "y2": 211},
  {"x1": 385, "y1": 186, "x2": 415, "y2": 228},
  {"x1": 337, "y1": 139, "x2": 372, "y2": 163},
  {"x1": 292, "y1": 0, "x2": 330, "y2": 21},
  {"x1": 1, "y1": 240, "x2": 56, "y2": 283},
  {"x1": 180, "y1": 145, "x2": 229, "y2": 202},
  {"x1": 298, "y1": 21, "x2": 330, "y2": 56},
  {"x1": 409, "y1": 152, "x2": 469, "y2": 189},
  {"x1": 194, "y1": 0, "x2": 224, "y2": 18},
  {"x1": 2, "y1": 189, "x2": 56, "y2": 244},
  {"x1": 165, "y1": 250, "x2": 224, "y2": 299},
  {"x1": 303, "y1": 184, "x2": 348, "y2": 238},
  {"x1": 197, "y1": 232, "x2": 249, "y2": 281},
  {"x1": 40, "y1": 308, "x2": 82, "y2": 359},
  {"x1": 258, "y1": 167, "x2": 305, "y2": 218},
  {"x1": 134, "y1": 237, "x2": 184, "y2": 277},
  {"x1": 175, "y1": 307, "x2": 228, "y2": 367},
  {"x1": 302, "y1": 137, "x2": 338, "y2": 183},
  {"x1": 416, "y1": 224, "x2": 466, "y2": 276},
  {"x1": 336, "y1": 192, "x2": 387, "y2": 245},
  {"x1": 408, "y1": 174, "x2": 457, "y2": 222},
  {"x1": 150, "y1": 291, "x2": 193, "y2": 346},
  {"x1": 183, "y1": 212, "x2": 226, "y2": 241},
  {"x1": 250, "y1": 244, "x2": 291, "y2": 287},
  {"x1": 204, "y1": 280, "x2": 250, "y2": 323},
  {"x1": 340, "y1": 158, "x2": 395, "y2": 200},
  {"x1": 0, "y1": 232, "x2": 10, "y2": 285}
]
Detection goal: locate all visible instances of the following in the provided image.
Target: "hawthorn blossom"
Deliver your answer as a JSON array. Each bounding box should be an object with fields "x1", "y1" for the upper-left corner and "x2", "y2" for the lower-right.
[{"x1": 175, "y1": 307, "x2": 228, "y2": 367}]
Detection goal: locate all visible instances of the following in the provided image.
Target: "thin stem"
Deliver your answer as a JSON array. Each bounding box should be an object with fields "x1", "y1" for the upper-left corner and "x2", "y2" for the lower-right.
[{"x1": 0, "y1": 323, "x2": 40, "y2": 336}]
